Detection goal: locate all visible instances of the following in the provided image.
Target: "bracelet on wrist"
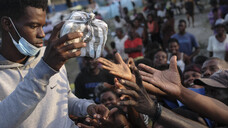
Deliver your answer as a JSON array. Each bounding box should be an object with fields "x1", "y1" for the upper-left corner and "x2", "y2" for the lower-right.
[{"x1": 150, "y1": 101, "x2": 162, "y2": 123}]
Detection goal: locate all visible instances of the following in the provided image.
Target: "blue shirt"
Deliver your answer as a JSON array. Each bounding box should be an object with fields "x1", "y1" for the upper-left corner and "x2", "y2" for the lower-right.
[{"x1": 171, "y1": 32, "x2": 199, "y2": 56}]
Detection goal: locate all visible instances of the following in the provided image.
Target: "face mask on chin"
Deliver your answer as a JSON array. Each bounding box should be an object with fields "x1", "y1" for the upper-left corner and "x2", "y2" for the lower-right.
[{"x1": 8, "y1": 17, "x2": 41, "y2": 56}]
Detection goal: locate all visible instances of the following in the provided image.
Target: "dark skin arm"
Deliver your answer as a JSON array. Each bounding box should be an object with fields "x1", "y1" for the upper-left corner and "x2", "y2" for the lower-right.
[
  {"x1": 116, "y1": 67, "x2": 207, "y2": 128},
  {"x1": 127, "y1": 106, "x2": 147, "y2": 128},
  {"x1": 139, "y1": 56, "x2": 228, "y2": 124},
  {"x1": 44, "y1": 23, "x2": 110, "y2": 120},
  {"x1": 183, "y1": 54, "x2": 190, "y2": 65},
  {"x1": 189, "y1": 47, "x2": 200, "y2": 60},
  {"x1": 97, "y1": 53, "x2": 167, "y2": 95}
]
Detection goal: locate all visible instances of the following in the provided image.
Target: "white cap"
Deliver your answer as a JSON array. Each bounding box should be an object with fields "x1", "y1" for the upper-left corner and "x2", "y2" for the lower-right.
[
  {"x1": 215, "y1": 18, "x2": 225, "y2": 26},
  {"x1": 224, "y1": 14, "x2": 228, "y2": 23}
]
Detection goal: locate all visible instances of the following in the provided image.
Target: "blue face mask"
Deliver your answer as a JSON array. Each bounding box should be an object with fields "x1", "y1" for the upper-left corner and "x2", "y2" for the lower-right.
[{"x1": 8, "y1": 17, "x2": 41, "y2": 56}]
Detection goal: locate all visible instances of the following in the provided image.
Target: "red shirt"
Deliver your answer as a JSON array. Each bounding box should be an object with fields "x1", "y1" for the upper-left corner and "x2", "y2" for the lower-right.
[{"x1": 124, "y1": 38, "x2": 143, "y2": 59}]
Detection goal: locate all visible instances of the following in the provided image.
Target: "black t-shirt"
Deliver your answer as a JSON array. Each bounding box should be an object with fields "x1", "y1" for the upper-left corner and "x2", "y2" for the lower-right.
[{"x1": 74, "y1": 69, "x2": 114, "y2": 101}]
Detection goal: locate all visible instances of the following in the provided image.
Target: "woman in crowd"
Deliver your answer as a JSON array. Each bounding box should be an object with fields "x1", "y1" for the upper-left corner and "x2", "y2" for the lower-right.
[
  {"x1": 168, "y1": 38, "x2": 190, "y2": 72},
  {"x1": 207, "y1": 18, "x2": 228, "y2": 60}
]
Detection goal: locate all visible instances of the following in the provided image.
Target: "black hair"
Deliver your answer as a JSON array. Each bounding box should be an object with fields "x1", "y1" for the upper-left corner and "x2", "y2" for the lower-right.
[
  {"x1": 168, "y1": 38, "x2": 180, "y2": 46},
  {"x1": 179, "y1": 19, "x2": 187, "y2": 25},
  {"x1": 154, "y1": 49, "x2": 168, "y2": 59},
  {"x1": 0, "y1": 0, "x2": 48, "y2": 20},
  {"x1": 110, "y1": 41, "x2": 116, "y2": 49},
  {"x1": 193, "y1": 55, "x2": 208, "y2": 66},
  {"x1": 135, "y1": 58, "x2": 153, "y2": 67},
  {"x1": 98, "y1": 88, "x2": 119, "y2": 100},
  {"x1": 166, "y1": 9, "x2": 174, "y2": 18},
  {"x1": 115, "y1": 28, "x2": 124, "y2": 34},
  {"x1": 147, "y1": 13, "x2": 154, "y2": 18}
]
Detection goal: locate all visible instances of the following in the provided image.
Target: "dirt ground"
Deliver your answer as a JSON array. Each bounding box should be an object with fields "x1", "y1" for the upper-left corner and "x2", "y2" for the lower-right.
[{"x1": 65, "y1": 6, "x2": 213, "y2": 85}]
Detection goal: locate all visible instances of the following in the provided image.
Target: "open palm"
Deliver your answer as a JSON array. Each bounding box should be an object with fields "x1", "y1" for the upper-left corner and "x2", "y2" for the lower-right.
[
  {"x1": 138, "y1": 56, "x2": 183, "y2": 98},
  {"x1": 97, "y1": 53, "x2": 133, "y2": 81}
]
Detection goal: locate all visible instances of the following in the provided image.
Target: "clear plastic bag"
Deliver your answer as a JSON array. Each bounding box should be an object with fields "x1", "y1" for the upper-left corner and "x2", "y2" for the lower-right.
[{"x1": 60, "y1": 11, "x2": 108, "y2": 58}]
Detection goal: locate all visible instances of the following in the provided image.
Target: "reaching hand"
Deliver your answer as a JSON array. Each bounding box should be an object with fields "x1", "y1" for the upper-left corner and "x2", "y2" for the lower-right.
[
  {"x1": 126, "y1": 57, "x2": 135, "y2": 68},
  {"x1": 138, "y1": 56, "x2": 182, "y2": 98},
  {"x1": 116, "y1": 66, "x2": 156, "y2": 117},
  {"x1": 97, "y1": 53, "x2": 133, "y2": 81},
  {"x1": 87, "y1": 104, "x2": 109, "y2": 120},
  {"x1": 43, "y1": 22, "x2": 86, "y2": 71},
  {"x1": 78, "y1": 107, "x2": 129, "y2": 128}
]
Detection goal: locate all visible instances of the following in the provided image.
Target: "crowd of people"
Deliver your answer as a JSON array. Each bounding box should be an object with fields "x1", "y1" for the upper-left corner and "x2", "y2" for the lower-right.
[{"x1": 0, "y1": 0, "x2": 228, "y2": 128}]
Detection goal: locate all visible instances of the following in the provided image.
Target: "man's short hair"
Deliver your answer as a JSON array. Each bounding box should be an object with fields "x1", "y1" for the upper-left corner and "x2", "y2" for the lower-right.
[
  {"x1": 115, "y1": 28, "x2": 123, "y2": 34},
  {"x1": 168, "y1": 38, "x2": 180, "y2": 45},
  {"x1": 0, "y1": 0, "x2": 48, "y2": 21},
  {"x1": 205, "y1": 57, "x2": 228, "y2": 69},
  {"x1": 179, "y1": 19, "x2": 187, "y2": 25}
]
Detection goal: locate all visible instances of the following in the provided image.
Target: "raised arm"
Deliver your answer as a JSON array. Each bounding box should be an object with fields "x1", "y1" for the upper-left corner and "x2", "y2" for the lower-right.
[
  {"x1": 97, "y1": 53, "x2": 167, "y2": 95},
  {"x1": 139, "y1": 56, "x2": 228, "y2": 124},
  {"x1": 116, "y1": 67, "x2": 207, "y2": 128},
  {"x1": 0, "y1": 22, "x2": 87, "y2": 127}
]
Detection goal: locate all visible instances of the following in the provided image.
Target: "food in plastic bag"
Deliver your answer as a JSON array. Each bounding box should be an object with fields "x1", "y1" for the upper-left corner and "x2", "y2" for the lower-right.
[{"x1": 60, "y1": 11, "x2": 108, "y2": 58}]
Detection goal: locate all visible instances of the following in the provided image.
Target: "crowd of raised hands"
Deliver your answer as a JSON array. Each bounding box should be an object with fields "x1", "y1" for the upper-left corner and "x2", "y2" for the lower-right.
[{"x1": 72, "y1": 53, "x2": 228, "y2": 128}]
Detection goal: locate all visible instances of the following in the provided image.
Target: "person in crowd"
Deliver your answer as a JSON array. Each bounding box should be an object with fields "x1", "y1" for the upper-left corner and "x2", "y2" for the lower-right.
[
  {"x1": 183, "y1": 64, "x2": 202, "y2": 88},
  {"x1": 114, "y1": 28, "x2": 128, "y2": 61},
  {"x1": 161, "y1": 9, "x2": 175, "y2": 50},
  {"x1": 98, "y1": 53, "x2": 228, "y2": 126},
  {"x1": 122, "y1": 7, "x2": 131, "y2": 25},
  {"x1": 171, "y1": 19, "x2": 200, "y2": 60},
  {"x1": 138, "y1": 59, "x2": 228, "y2": 126},
  {"x1": 74, "y1": 57, "x2": 114, "y2": 102},
  {"x1": 147, "y1": 13, "x2": 160, "y2": 43},
  {"x1": 201, "y1": 57, "x2": 228, "y2": 78},
  {"x1": 99, "y1": 88, "x2": 148, "y2": 128},
  {"x1": 113, "y1": 16, "x2": 127, "y2": 30},
  {"x1": 0, "y1": 0, "x2": 110, "y2": 127},
  {"x1": 153, "y1": 49, "x2": 168, "y2": 68},
  {"x1": 124, "y1": 29, "x2": 143, "y2": 60},
  {"x1": 98, "y1": 88, "x2": 131, "y2": 128},
  {"x1": 207, "y1": 18, "x2": 228, "y2": 60},
  {"x1": 132, "y1": 18, "x2": 144, "y2": 38},
  {"x1": 208, "y1": 0, "x2": 220, "y2": 25},
  {"x1": 218, "y1": 0, "x2": 228, "y2": 18},
  {"x1": 184, "y1": 0, "x2": 194, "y2": 27},
  {"x1": 136, "y1": 13, "x2": 147, "y2": 27},
  {"x1": 167, "y1": 38, "x2": 190, "y2": 72},
  {"x1": 209, "y1": 7, "x2": 222, "y2": 32},
  {"x1": 193, "y1": 55, "x2": 208, "y2": 66},
  {"x1": 97, "y1": 55, "x2": 208, "y2": 128}
]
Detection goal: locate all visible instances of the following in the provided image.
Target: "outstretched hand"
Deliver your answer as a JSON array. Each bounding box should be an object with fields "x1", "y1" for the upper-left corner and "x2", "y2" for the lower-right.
[
  {"x1": 78, "y1": 107, "x2": 129, "y2": 128},
  {"x1": 97, "y1": 53, "x2": 133, "y2": 81},
  {"x1": 116, "y1": 66, "x2": 156, "y2": 117},
  {"x1": 138, "y1": 56, "x2": 183, "y2": 98},
  {"x1": 87, "y1": 104, "x2": 109, "y2": 120}
]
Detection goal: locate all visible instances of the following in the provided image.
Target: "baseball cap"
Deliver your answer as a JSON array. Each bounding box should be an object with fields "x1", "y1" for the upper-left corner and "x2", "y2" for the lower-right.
[
  {"x1": 215, "y1": 18, "x2": 225, "y2": 26},
  {"x1": 194, "y1": 70, "x2": 228, "y2": 88}
]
